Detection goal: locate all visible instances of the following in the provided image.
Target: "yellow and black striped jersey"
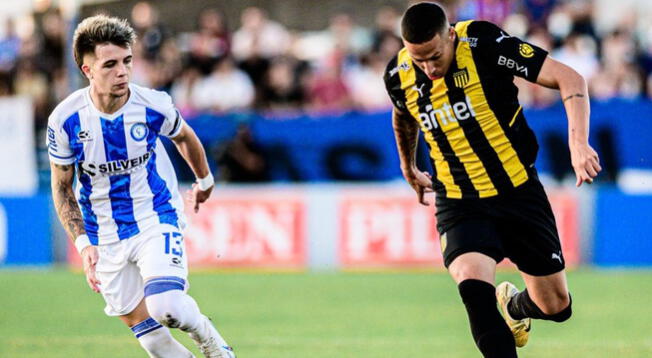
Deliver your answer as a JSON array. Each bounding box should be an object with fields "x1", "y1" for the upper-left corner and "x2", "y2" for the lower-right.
[{"x1": 384, "y1": 20, "x2": 549, "y2": 199}]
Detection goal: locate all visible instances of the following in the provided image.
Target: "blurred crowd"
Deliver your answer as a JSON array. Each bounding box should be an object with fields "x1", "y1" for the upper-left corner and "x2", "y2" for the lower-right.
[{"x1": 2, "y1": 0, "x2": 652, "y2": 133}]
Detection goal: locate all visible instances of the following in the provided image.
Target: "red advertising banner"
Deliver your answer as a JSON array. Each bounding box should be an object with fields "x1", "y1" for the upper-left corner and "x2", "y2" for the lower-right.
[
  {"x1": 339, "y1": 189, "x2": 581, "y2": 269},
  {"x1": 183, "y1": 191, "x2": 306, "y2": 268},
  {"x1": 339, "y1": 190, "x2": 440, "y2": 267}
]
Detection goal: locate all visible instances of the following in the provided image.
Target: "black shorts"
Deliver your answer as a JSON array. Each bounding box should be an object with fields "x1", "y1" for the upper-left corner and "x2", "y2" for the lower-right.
[{"x1": 435, "y1": 173, "x2": 565, "y2": 276}]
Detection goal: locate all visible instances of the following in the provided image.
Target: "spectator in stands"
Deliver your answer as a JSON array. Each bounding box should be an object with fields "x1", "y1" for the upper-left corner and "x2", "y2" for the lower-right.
[
  {"x1": 192, "y1": 56, "x2": 255, "y2": 113},
  {"x1": 130, "y1": 1, "x2": 170, "y2": 61},
  {"x1": 231, "y1": 7, "x2": 290, "y2": 61},
  {"x1": 39, "y1": 11, "x2": 65, "y2": 76},
  {"x1": 187, "y1": 8, "x2": 230, "y2": 75},
  {"x1": 258, "y1": 56, "x2": 307, "y2": 113},
  {"x1": 170, "y1": 65, "x2": 202, "y2": 116},
  {"x1": 371, "y1": 6, "x2": 403, "y2": 64},
  {"x1": 306, "y1": 50, "x2": 352, "y2": 114},
  {"x1": 345, "y1": 53, "x2": 392, "y2": 112},
  {"x1": 591, "y1": 29, "x2": 643, "y2": 100},
  {"x1": 552, "y1": 32, "x2": 599, "y2": 80},
  {"x1": 14, "y1": 58, "x2": 48, "y2": 128}
]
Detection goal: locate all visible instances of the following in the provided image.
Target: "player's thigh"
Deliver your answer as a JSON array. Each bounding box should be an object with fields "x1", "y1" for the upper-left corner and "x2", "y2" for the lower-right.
[
  {"x1": 96, "y1": 242, "x2": 147, "y2": 317},
  {"x1": 439, "y1": 217, "x2": 504, "y2": 285},
  {"x1": 135, "y1": 224, "x2": 189, "y2": 286},
  {"x1": 520, "y1": 270, "x2": 570, "y2": 314},
  {"x1": 498, "y1": 180, "x2": 565, "y2": 276},
  {"x1": 118, "y1": 298, "x2": 150, "y2": 327}
]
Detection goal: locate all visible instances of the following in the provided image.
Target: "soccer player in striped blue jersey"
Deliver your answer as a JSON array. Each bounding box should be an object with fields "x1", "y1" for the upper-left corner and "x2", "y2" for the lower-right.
[{"x1": 47, "y1": 15, "x2": 235, "y2": 358}]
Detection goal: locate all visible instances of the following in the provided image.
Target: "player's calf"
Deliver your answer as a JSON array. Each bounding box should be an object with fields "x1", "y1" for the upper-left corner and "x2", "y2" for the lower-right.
[
  {"x1": 458, "y1": 279, "x2": 517, "y2": 358},
  {"x1": 131, "y1": 317, "x2": 195, "y2": 358},
  {"x1": 508, "y1": 289, "x2": 572, "y2": 322}
]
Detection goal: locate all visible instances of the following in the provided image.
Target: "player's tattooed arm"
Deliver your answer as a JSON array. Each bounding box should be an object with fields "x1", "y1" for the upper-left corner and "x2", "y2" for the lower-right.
[
  {"x1": 562, "y1": 93, "x2": 585, "y2": 102},
  {"x1": 392, "y1": 108, "x2": 420, "y2": 172},
  {"x1": 50, "y1": 162, "x2": 86, "y2": 239}
]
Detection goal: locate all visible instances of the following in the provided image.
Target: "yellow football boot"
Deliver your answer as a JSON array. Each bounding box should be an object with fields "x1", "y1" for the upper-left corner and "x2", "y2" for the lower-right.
[{"x1": 496, "y1": 281, "x2": 531, "y2": 348}]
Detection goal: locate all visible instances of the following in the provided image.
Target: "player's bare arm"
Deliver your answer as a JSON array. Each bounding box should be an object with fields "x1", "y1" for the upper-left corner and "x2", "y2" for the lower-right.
[
  {"x1": 392, "y1": 107, "x2": 433, "y2": 205},
  {"x1": 50, "y1": 162, "x2": 100, "y2": 293},
  {"x1": 170, "y1": 123, "x2": 214, "y2": 212},
  {"x1": 536, "y1": 57, "x2": 602, "y2": 186}
]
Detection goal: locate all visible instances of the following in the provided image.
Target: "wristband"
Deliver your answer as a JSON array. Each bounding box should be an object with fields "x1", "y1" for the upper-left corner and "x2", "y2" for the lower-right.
[
  {"x1": 75, "y1": 234, "x2": 92, "y2": 255},
  {"x1": 196, "y1": 172, "x2": 214, "y2": 191}
]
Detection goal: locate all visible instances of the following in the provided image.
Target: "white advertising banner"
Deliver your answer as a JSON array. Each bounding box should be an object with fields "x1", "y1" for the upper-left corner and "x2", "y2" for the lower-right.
[{"x1": 0, "y1": 96, "x2": 37, "y2": 195}]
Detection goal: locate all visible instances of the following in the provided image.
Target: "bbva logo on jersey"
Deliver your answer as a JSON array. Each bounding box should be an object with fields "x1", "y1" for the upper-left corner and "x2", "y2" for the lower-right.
[{"x1": 497, "y1": 55, "x2": 529, "y2": 77}]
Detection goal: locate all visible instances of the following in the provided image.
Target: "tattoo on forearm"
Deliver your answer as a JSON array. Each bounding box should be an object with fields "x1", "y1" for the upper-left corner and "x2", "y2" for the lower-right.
[
  {"x1": 563, "y1": 93, "x2": 585, "y2": 102},
  {"x1": 393, "y1": 112, "x2": 419, "y2": 167},
  {"x1": 52, "y1": 165, "x2": 85, "y2": 239}
]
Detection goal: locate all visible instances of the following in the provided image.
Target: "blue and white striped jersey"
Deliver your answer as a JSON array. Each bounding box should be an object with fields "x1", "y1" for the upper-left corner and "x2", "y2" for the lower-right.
[{"x1": 47, "y1": 84, "x2": 187, "y2": 245}]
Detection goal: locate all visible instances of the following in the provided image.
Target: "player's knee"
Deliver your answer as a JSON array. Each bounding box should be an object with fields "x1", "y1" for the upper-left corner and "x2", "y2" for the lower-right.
[{"x1": 144, "y1": 278, "x2": 187, "y2": 328}]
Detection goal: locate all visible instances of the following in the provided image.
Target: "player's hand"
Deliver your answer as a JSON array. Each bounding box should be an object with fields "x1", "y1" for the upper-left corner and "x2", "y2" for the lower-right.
[
  {"x1": 188, "y1": 183, "x2": 213, "y2": 213},
  {"x1": 403, "y1": 166, "x2": 434, "y2": 206},
  {"x1": 570, "y1": 142, "x2": 601, "y2": 187},
  {"x1": 80, "y1": 246, "x2": 101, "y2": 293}
]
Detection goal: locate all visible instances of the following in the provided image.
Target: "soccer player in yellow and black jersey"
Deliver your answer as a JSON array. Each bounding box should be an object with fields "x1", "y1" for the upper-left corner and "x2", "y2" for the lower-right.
[{"x1": 384, "y1": 2, "x2": 601, "y2": 357}]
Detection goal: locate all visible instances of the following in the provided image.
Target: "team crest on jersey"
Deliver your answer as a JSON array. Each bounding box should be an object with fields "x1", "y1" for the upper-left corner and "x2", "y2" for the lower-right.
[
  {"x1": 130, "y1": 123, "x2": 149, "y2": 141},
  {"x1": 453, "y1": 68, "x2": 470, "y2": 88},
  {"x1": 78, "y1": 130, "x2": 93, "y2": 142},
  {"x1": 519, "y1": 43, "x2": 535, "y2": 58}
]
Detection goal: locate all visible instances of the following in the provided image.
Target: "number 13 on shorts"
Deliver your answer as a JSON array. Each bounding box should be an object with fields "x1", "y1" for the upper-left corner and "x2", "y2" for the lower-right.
[{"x1": 163, "y1": 232, "x2": 183, "y2": 257}]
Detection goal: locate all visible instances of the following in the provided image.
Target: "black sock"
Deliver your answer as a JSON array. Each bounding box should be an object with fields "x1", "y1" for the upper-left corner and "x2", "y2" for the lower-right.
[
  {"x1": 458, "y1": 279, "x2": 517, "y2": 358},
  {"x1": 508, "y1": 289, "x2": 573, "y2": 322}
]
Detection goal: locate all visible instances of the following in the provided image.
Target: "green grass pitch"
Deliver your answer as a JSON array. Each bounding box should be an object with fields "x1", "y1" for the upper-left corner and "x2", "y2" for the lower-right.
[{"x1": 1, "y1": 269, "x2": 651, "y2": 357}]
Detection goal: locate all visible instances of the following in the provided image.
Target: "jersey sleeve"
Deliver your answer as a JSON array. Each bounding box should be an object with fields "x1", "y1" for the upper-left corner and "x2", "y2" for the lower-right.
[
  {"x1": 471, "y1": 21, "x2": 548, "y2": 82},
  {"x1": 383, "y1": 56, "x2": 408, "y2": 111},
  {"x1": 46, "y1": 115, "x2": 75, "y2": 165},
  {"x1": 157, "y1": 93, "x2": 185, "y2": 138}
]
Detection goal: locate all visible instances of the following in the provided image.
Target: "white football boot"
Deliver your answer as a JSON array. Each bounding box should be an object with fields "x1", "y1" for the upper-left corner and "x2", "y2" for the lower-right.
[{"x1": 189, "y1": 315, "x2": 236, "y2": 358}]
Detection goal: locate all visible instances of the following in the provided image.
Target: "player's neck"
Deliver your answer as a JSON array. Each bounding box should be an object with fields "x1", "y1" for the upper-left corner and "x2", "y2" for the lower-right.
[{"x1": 89, "y1": 86, "x2": 130, "y2": 115}]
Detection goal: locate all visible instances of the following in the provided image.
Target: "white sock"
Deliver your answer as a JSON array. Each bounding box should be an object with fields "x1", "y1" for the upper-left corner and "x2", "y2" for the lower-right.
[
  {"x1": 146, "y1": 290, "x2": 229, "y2": 347},
  {"x1": 131, "y1": 317, "x2": 194, "y2": 358}
]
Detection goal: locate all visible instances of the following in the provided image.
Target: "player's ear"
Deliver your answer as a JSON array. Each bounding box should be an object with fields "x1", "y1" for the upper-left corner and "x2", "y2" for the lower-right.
[
  {"x1": 448, "y1": 26, "x2": 455, "y2": 41},
  {"x1": 80, "y1": 63, "x2": 92, "y2": 80},
  {"x1": 80, "y1": 54, "x2": 95, "y2": 80}
]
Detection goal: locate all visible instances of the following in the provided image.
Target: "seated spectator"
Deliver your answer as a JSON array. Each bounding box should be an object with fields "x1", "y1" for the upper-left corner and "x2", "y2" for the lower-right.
[
  {"x1": 344, "y1": 53, "x2": 392, "y2": 112},
  {"x1": 258, "y1": 56, "x2": 307, "y2": 113},
  {"x1": 192, "y1": 57, "x2": 255, "y2": 112},
  {"x1": 231, "y1": 7, "x2": 290, "y2": 61},
  {"x1": 306, "y1": 51, "x2": 351, "y2": 114},
  {"x1": 187, "y1": 8, "x2": 230, "y2": 75}
]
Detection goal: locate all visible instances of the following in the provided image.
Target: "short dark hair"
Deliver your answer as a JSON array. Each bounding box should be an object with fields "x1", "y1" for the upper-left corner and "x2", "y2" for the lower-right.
[
  {"x1": 401, "y1": 2, "x2": 449, "y2": 44},
  {"x1": 72, "y1": 14, "x2": 136, "y2": 70}
]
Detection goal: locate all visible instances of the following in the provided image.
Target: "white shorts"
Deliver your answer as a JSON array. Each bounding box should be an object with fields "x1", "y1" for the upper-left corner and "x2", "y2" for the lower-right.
[{"x1": 95, "y1": 224, "x2": 189, "y2": 316}]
